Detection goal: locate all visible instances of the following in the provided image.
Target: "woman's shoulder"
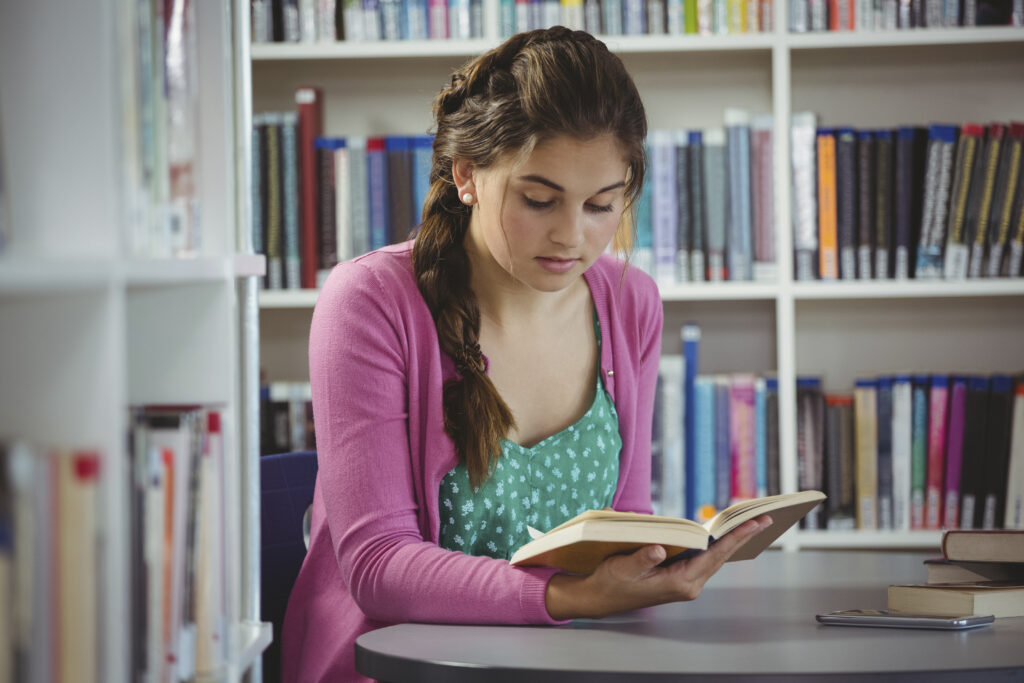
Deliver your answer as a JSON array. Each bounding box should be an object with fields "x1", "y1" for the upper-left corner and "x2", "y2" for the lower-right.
[
  {"x1": 321, "y1": 241, "x2": 417, "y2": 299},
  {"x1": 586, "y1": 252, "x2": 660, "y2": 304}
]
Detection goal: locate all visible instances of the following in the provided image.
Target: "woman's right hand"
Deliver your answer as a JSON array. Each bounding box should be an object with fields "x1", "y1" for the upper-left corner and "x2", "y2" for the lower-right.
[{"x1": 544, "y1": 514, "x2": 773, "y2": 620}]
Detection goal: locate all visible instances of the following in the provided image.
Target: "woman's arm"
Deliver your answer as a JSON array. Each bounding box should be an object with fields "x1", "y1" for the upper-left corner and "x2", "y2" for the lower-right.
[{"x1": 309, "y1": 259, "x2": 565, "y2": 625}]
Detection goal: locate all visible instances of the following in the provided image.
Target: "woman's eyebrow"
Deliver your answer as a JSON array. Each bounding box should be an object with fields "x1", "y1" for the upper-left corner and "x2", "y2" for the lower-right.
[{"x1": 518, "y1": 174, "x2": 626, "y2": 195}]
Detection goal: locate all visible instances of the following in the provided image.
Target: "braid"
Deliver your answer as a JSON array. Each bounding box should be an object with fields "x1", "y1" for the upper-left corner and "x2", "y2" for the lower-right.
[{"x1": 413, "y1": 27, "x2": 647, "y2": 488}]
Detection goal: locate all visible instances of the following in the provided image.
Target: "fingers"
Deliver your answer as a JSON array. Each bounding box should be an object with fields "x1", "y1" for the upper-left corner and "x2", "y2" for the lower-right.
[
  {"x1": 606, "y1": 543, "x2": 667, "y2": 582},
  {"x1": 680, "y1": 514, "x2": 773, "y2": 577}
]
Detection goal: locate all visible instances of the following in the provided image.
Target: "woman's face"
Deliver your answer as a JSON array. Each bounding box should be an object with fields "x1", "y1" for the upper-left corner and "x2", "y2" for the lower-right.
[{"x1": 464, "y1": 133, "x2": 630, "y2": 293}]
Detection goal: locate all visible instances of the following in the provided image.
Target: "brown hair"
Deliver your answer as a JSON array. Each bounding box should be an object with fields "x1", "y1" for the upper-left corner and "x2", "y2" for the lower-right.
[{"x1": 412, "y1": 27, "x2": 648, "y2": 488}]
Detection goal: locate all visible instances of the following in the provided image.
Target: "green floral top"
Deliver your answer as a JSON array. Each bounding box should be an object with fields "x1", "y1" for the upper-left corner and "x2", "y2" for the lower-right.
[{"x1": 438, "y1": 312, "x2": 622, "y2": 560}]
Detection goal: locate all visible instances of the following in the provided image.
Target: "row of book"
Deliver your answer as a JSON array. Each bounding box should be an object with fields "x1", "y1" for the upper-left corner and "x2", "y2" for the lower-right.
[
  {"x1": 0, "y1": 409, "x2": 231, "y2": 683},
  {"x1": 635, "y1": 113, "x2": 778, "y2": 286},
  {"x1": 122, "y1": 0, "x2": 203, "y2": 259},
  {"x1": 791, "y1": 117, "x2": 1024, "y2": 281},
  {"x1": 250, "y1": 0, "x2": 777, "y2": 43},
  {"x1": 789, "y1": 0, "x2": 1024, "y2": 31},
  {"x1": 260, "y1": 381, "x2": 317, "y2": 455},
  {"x1": 798, "y1": 373, "x2": 1024, "y2": 532}
]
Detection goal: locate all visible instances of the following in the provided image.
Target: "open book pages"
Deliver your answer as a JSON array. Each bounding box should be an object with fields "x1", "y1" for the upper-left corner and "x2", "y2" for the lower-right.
[{"x1": 510, "y1": 490, "x2": 825, "y2": 573}]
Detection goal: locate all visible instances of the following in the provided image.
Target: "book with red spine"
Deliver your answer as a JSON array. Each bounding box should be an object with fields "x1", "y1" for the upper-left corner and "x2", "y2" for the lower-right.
[{"x1": 296, "y1": 86, "x2": 324, "y2": 289}]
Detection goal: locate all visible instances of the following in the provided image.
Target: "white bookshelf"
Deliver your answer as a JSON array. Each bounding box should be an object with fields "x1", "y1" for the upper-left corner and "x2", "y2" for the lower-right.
[
  {"x1": 251, "y1": 22, "x2": 1024, "y2": 553},
  {"x1": 0, "y1": 1, "x2": 270, "y2": 682}
]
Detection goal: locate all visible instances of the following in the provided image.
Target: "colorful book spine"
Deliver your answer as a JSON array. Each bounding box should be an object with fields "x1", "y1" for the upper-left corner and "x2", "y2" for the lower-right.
[
  {"x1": 693, "y1": 376, "x2": 717, "y2": 523},
  {"x1": 890, "y1": 375, "x2": 912, "y2": 531},
  {"x1": 926, "y1": 375, "x2": 949, "y2": 529},
  {"x1": 816, "y1": 128, "x2": 839, "y2": 280},
  {"x1": 314, "y1": 137, "x2": 344, "y2": 285},
  {"x1": 910, "y1": 374, "x2": 929, "y2": 529},
  {"x1": 729, "y1": 374, "x2": 757, "y2": 503},
  {"x1": 725, "y1": 108, "x2": 753, "y2": 281},
  {"x1": 751, "y1": 114, "x2": 776, "y2": 280},
  {"x1": 682, "y1": 324, "x2": 701, "y2": 519},
  {"x1": 449, "y1": 0, "x2": 472, "y2": 38},
  {"x1": 386, "y1": 136, "x2": 413, "y2": 244},
  {"x1": 987, "y1": 123, "x2": 1024, "y2": 277},
  {"x1": 429, "y1": 0, "x2": 449, "y2": 37},
  {"x1": 264, "y1": 115, "x2": 284, "y2": 289},
  {"x1": 754, "y1": 377, "x2": 767, "y2": 499},
  {"x1": 942, "y1": 376, "x2": 968, "y2": 529},
  {"x1": 651, "y1": 130, "x2": 679, "y2": 288},
  {"x1": 366, "y1": 137, "x2": 389, "y2": 251},
  {"x1": 965, "y1": 123, "x2": 1004, "y2": 278},
  {"x1": 854, "y1": 378, "x2": 878, "y2": 530},
  {"x1": 344, "y1": 0, "x2": 367, "y2": 39},
  {"x1": 635, "y1": 145, "x2": 654, "y2": 277},
  {"x1": 791, "y1": 112, "x2": 819, "y2": 280},
  {"x1": 603, "y1": 0, "x2": 625, "y2": 33},
  {"x1": 281, "y1": 113, "x2": 302, "y2": 290},
  {"x1": 942, "y1": 123, "x2": 984, "y2": 280},
  {"x1": 915, "y1": 124, "x2": 958, "y2": 279},
  {"x1": 296, "y1": 86, "x2": 324, "y2": 289}
]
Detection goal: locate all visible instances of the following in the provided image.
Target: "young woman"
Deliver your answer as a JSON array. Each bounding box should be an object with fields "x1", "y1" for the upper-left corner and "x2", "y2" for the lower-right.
[{"x1": 281, "y1": 26, "x2": 771, "y2": 682}]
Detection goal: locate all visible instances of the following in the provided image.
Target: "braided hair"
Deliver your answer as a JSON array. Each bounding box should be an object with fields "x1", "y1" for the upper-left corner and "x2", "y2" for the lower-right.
[{"x1": 412, "y1": 27, "x2": 648, "y2": 488}]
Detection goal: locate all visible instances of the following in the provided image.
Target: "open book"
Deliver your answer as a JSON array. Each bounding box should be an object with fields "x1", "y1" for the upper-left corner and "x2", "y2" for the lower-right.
[{"x1": 509, "y1": 490, "x2": 826, "y2": 573}]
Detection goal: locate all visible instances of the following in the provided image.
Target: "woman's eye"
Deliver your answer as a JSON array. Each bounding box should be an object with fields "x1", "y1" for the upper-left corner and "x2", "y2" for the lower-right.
[
  {"x1": 524, "y1": 197, "x2": 554, "y2": 210},
  {"x1": 587, "y1": 203, "x2": 615, "y2": 214}
]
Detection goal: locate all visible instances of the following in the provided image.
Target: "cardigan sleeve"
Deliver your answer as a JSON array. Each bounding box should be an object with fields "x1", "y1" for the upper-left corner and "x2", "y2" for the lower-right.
[{"x1": 308, "y1": 258, "x2": 566, "y2": 626}]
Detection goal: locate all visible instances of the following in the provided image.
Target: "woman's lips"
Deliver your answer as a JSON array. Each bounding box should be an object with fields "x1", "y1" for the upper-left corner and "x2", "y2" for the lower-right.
[{"x1": 535, "y1": 256, "x2": 578, "y2": 273}]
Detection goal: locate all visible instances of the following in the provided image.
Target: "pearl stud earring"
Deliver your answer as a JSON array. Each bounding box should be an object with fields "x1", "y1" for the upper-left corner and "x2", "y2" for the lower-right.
[{"x1": 461, "y1": 192, "x2": 474, "y2": 205}]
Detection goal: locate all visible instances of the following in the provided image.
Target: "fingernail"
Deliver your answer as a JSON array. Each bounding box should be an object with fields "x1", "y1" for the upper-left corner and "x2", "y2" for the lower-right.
[
  {"x1": 761, "y1": 518, "x2": 773, "y2": 529},
  {"x1": 649, "y1": 546, "x2": 666, "y2": 563}
]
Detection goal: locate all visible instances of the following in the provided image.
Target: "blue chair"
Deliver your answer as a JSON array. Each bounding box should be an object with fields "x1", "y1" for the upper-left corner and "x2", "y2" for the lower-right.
[{"x1": 260, "y1": 450, "x2": 318, "y2": 683}]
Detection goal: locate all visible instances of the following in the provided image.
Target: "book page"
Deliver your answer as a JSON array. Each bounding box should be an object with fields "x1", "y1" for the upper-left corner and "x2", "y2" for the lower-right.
[{"x1": 702, "y1": 491, "x2": 826, "y2": 561}]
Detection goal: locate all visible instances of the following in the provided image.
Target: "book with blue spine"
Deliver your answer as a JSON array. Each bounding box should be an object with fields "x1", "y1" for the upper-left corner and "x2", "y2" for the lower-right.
[
  {"x1": 682, "y1": 324, "x2": 701, "y2": 519},
  {"x1": 714, "y1": 375, "x2": 732, "y2": 512},
  {"x1": 407, "y1": 0, "x2": 430, "y2": 38},
  {"x1": 366, "y1": 137, "x2": 389, "y2": 251},
  {"x1": 651, "y1": 130, "x2": 679, "y2": 288},
  {"x1": 915, "y1": 124, "x2": 959, "y2": 279},
  {"x1": 634, "y1": 143, "x2": 654, "y2": 277},
  {"x1": 754, "y1": 377, "x2": 767, "y2": 499},
  {"x1": 347, "y1": 136, "x2": 370, "y2": 257},
  {"x1": 693, "y1": 375, "x2": 717, "y2": 523},
  {"x1": 658, "y1": 355, "x2": 685, "y2": 518},
  {"x1": 624, "y1": 0, "x2": 647, "y2": 33},
  {"x1": 280, "y1": 112, "x2": 302, "y2": 290},
  {"x1": 411, "y1": 135, "x2": 433, "y2": 233},
  {"x1": 725, "y1": 108, "x2": 753, "y2": 281}
]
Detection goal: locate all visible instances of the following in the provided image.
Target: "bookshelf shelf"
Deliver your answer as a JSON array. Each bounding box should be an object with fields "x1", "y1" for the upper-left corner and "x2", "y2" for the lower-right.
[{"x1": 251, "y1": 17, "x2": 1024, "y2": 552}]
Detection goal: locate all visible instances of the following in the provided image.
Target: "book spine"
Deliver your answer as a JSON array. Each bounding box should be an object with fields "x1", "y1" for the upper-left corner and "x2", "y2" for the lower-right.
[
  {"x1": 583, "y1": 0, "x2": 602, "y2": 34},
  {"x1": 251, "y1": 115, "x2": 266, "y2": 277},
  {"x1": 858, "y1": 130, "x2": 876, "y2": 280},
  {"x1": 874, "y1": 130, "x2": 894, "y2": 279},
  {"x1": 765, "y1": 377, "x2": 780, "y2": 497},
  {"x1": 347, "y1": 136, "x2": 370, "y2": 257},
  {"x1": 1010, "y1": 182, "x2": 1024, "y2": 277},
  {"x1": 408, "y1": 0, "x2": 430, "y2": 38},
  {"x1": 729, "y1": 374, "x2": 757, "y2": 503},
  {"x1": 714, "y1": 375, "x2": 732, "y2": 511},
  {"x1": 755, "y1": 377, "x2": 767, "y2": 499},
  {"x1": 894, "y1": 127, "x2": 925, "y2": 280},
  {"x1": 682, "y1": 324, "x2": 701, "y2": 519},
  {"x1": 685, "y1": 0, "x2": 700, "y2": 31},
  {"x1": 635, "y1": 145, "x2": 654, "y2": 277},
  {"x1": 385, "y1": 136, "x2": 413, "y2": 245},
  {"x1": 603, "y1": 0, "x2": 625, "y2": 33},
  {"x1": 675, "y1": 132, "x2": 691, "y2": 283},
  {"x1": 562, "y1": 0, "x2": 586, "y2": 29},
  {"x1": 281, "y1": 114, "x2": 302, "y2": 290},
  {"x1": 890, "y1": 376, "x2": 913, "y2": 531},
  {"x1": 1005, "y1": 380, "x2": 1024, "y2": 529},
  {"x1": 791, "y1": 112, "x2": 819, "y2": 281},
  {"x1": 966, "y1": 124, "x2": 1003, "y2": 278},
  {"x1": 910, "y1": 374, "x2": 929, "y2": 529},
  {"x1": 366, "y1": 137, "x2": 389, "y2": 251},
  {"x1": 334, "y1": 142, "x2": 352, "y2": 264},
  {"x1": 751, "y1": 114, "x2": 776, "y2": 280},
  {"x1": 725, "y1": 108, "x2": 753, "y2": 282},
  {"x1": 651, "y1": 130, "x2": 679, "y2": 288},
  {"x1": 314, "y1": 140, "x2": 339, "y2": 284},
  {"x1": 797, "y1": 377, "x2": 825, "y2": 529},
  {"x1": 817, "y1": 129, "x2": 839, "y2": 280},
  {"x1": 703, "y1": 128, "x2": 728, "y2": 281},
  {"x1": 296, "y1": 87, "x2": 324, "y2": 289},
  {"x1": 926, "y1": 375, "x2": 949, "y2": 529},
  {"x1": 429, "y1": 0, "x2": 449, "y2": 37},
  {"x1": 790, "y1": 0, "x2": 809, "y2": 31},
  {"x1": 987, "y1": 123, "x2": 1023, "y2": 277},
  {"x1": 694, "y1": 376, "x2": 717, "y2": 523},
  {"x1": 959, "y1": 375, "x2": 990, "y2": 529},
  {"x1": 265, "y1": 115, "x2": 284, "y2": 290},
  {"x1": 688, "y1": 131, "x2": 707, "y2": 281},
  {"x1": 943, "y1": 123, "x2": 984, "y2": 280},
  {"x1": 854, "y1": 378, "x2": 878, "y2": 530},
  {"x1": 647, "y1": 0, "x2": 668, "y2": 32},
  {"x1": 836, "y1": 127, "x2": 858, "y2": 280},
  {"x1": 668, "y1": 0, "x2": 685, "y2": 32},
  {"x1": 942, "y1": 376, "x2": 968, "y2": 529},
  {"x1": 658, "y1": 356, "x2": 685, "y2": 519},
  {"x1": 876, "y1": 376, "x2": 894, "y2": 530},
  {"x1": 982, "y1": 375, "x2": 1013, "y2": 529},
  {"x1": 916, "y1": 124, "x2": 958, "y2": 279},
  {"x1": 449, "y1": 0, "x2": 472, "y2": 38}
]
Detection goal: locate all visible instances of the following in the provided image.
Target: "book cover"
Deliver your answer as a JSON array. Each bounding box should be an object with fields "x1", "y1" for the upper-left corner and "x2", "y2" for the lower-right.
[
  {"x1": 874, "y1": 129, "x2": 895, "y2": 279},
  {"x1": 714, "y1": 375, "x2": 732, "y2": 511},
  {"x1": 675, "y1": 132, "x2": 692, "y2": 282},
  {"x1": 816, "y1": 128, "x2": 839, "y2": 280},
  {"x1": 926, "y1": 375, "x2": 949, "y2": 529},
  {"x1": 725, "y1": 109, "x2": 753, "y2": 282},
  {"x1": 314, "y1": 137, "x2": 344, "y2": 284},
  {"x1": 854, "y1": 378, "x2": 878, "y2": 530},
  {"x1": 703, "y1": 128, "x2": 728, "y2": 281},
  {"x1": 264, "y1": 114, "x2": 285, "y2": 290},
  {"x1": 856, "y1": 130, "x2": 875, "y2": 280},
  {"x1": 509, "y1": 490, "x2": 826, "y2": 573},
  {"x1": 915, "y1": 124, "x2": 958, "y2": 279},
  {"x1": 943, "y1": 123, "x2": 985, "y2": 280},
  {"x1": 910, "y1": 374, "x2": 930, "y2": 529},
  {"x1": 835, "y1": 127, "x2": 858, "y2": 280},
  {"x1": 888, "y1": 582, "x2": 1024, "y2": 618},
  {"x1": 385, "y1": 136, "x2": 414, "y2": 245},
  {"x1": 693, "y1": 376, "x2": 718, "y2": 523},
  {"x1": 891, "y1": 375, "x2": 913, "y2": 531},
  {"x1": 876, "y1": 376, "x2": 894, "y2": 530},
  {"x1": 765, "y1": 376, "x2": 780, "y2": 497},
  {"x1": 942, "y1": 529, "x2": 1024, "y2": 563},
  {"x1": 295, "y1": 86, "x2": 324, "y2": 289},
  {"x1": 281, "y1": 113, "x2": 302, "y2": 290},
  {"x1": 987, "y1": 122, "x2": 1023, "y2": 277},
  {"x1": 965, "y1": 123, "x2": 1004, "y2": 278},
  {"x1": 729, "y1": 374, "x2": 757, "y2": 503},
  {"x1": 894, "y1": 126, "x2": 927, "y2": 279},
  {"x1": 411, "y1": 135, "x2": 433, "y2": 233},
  {"x1": 1005, "y1": 379, "x2": 1024, "y2": 529},
  {"x1": 347, "y1": 136, "x2": 370, "y2": 257},
  {"x1": 958, "y1": 375, "x2": 990, "y2": 529},
  {"x1": 981, "y1": 375, "x2": 1013, "y2": 529},
  {"x1": 754, "y1": 377, "x2": 768, "y2": 498},
  {"x1": 942, "y1": 376, "x2": 968, "y2": 530},
  {"x1": 797, "y1": 377, "x2": 825, "y2": 529},
  {"x1": 924, "y1": 557, "x2": 1024, "y2": 584},
  {"x1": 791, "y1": 112, "x2": 819, "y2": 280},
  {"x1": 825, "y1": 394, "x2": 857, "y2": 530},
  {"x1": 658, "y1": 355, "x2": 685, "y2": 519},
  {"x1": 751, "y1": 114, "x2": 776, "y2": 281},
  {"x1": 366, "y1": 137, "x2": 390, "y2": 251},
  {"x1": 688, "y1": 130, "x2": 707, "y2": 282},
  {"x1": 682, "y1": 324, "x2": 701, "y2": 519},
  {"x1": 333, "y1": 139, "x2": 352, "y2": 265}
]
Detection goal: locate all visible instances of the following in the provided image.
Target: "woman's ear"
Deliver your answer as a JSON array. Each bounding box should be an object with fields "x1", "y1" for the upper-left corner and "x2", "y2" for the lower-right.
[{"x1": 452, "y1": 158, "x2": 476, "y2": 205}]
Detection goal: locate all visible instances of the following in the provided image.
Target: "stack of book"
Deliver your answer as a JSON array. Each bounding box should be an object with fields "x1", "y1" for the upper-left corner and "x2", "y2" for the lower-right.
[
  {"x1": 789, "y1": 0, "x2": 1024, "y2": 31},
  {"x1": 888, "y1": 529, "x2": 1024, "y2": 618}
]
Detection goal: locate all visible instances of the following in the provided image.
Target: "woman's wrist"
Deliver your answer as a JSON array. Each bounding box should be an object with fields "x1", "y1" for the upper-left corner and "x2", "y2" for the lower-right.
[{"x1": 545, "y1": 572, "x2": 599, "y2": 621}]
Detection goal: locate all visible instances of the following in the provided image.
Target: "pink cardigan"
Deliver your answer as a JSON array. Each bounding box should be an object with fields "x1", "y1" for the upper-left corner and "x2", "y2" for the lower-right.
[{"x1": 281, "y1": 241, "x2": 663, "y2": 682}]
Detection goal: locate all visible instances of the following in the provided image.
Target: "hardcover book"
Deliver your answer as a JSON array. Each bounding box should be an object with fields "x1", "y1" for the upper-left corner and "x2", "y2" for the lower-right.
[
  {"x1": 942, "y1": 529, "x2": 1024, "y2": 563},
  {"x1": 509, "y1": 490, "x2": 826, "y2": 574},
  {"x1": 888, "y1": 582, "x2": 1024, "y2": 618}
]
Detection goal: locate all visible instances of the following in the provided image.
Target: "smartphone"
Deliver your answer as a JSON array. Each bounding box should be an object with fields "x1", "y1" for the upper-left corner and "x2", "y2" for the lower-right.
[{"x1": 816, "y1": 609, "x2": 994, "y2": 630}]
